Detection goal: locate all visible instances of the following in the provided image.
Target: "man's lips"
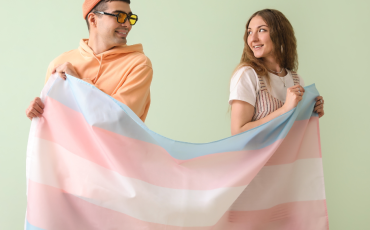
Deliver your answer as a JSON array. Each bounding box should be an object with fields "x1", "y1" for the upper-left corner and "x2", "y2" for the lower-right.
[{"x1": 116, "y1": 30, "x2": 128, "y2": 37}]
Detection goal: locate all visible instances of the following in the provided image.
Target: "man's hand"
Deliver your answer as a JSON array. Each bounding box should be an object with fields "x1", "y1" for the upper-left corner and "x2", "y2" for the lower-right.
[
  {"x1": 52, "y1": 62, "x2": 80, "y2": 80},
  {"x1": 26, "y1": 97, "x2": 45, "y2": 120}
]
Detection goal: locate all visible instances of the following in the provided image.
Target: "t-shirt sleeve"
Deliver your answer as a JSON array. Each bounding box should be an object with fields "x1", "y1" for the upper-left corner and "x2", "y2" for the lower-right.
[
  {"x1": 228, "y1": 67, "x2": 259, "y2": 107},
  {"x1": 298, "y1": 74, "x2": 305, "y2": 87}
]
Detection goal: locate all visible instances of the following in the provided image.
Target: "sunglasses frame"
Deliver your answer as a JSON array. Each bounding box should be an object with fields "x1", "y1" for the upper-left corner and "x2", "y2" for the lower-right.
[{"x1": 93, "y1": 11, "x2": 138, "y2": 25}]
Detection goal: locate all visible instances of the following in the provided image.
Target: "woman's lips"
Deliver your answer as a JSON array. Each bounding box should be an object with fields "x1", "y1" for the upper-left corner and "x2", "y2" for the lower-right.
[{"x1": 253, "y1": 44, "x2": 264, "y2": 50}]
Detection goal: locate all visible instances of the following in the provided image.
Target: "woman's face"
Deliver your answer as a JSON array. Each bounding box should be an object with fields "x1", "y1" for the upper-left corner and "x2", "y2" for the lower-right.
[{"x1": 247, "y1": 15, "x2": 274, "y2": 59}]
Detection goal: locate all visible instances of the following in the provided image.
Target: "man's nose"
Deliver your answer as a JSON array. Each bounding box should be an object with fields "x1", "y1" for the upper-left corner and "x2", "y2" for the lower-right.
[{"x1": 121, "y1": 18, "x2": 131, "y2": 27}]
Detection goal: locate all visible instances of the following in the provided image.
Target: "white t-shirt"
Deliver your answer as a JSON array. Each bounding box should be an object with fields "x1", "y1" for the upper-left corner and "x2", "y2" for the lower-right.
[{"x1": 229, "y1": 66, "x2": 305, "y2": 106}]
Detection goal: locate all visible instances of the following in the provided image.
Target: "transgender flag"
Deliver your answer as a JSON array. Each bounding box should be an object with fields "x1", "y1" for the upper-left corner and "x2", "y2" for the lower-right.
[{"x1": 25, "y1": 74, "x2": 329, "y2": 230}]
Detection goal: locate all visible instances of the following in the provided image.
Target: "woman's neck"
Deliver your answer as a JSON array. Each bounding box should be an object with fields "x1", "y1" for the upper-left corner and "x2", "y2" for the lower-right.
[{"x1": 263, "y1": 56, "x2": 287, "y2": 77}]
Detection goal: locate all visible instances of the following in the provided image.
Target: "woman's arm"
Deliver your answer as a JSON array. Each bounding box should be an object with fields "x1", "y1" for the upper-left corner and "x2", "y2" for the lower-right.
[
  {"x1": 231, "y1": 101, "x2": 287, "y2": 135},
  {"x1": 231, "y1": 85, "x2": 305, "y2": 135}
]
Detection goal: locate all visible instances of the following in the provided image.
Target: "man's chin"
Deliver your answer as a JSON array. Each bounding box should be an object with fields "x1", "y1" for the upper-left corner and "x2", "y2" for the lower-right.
[{"x1": 114, "y1": 37, "x2": 127, "y2": 46}]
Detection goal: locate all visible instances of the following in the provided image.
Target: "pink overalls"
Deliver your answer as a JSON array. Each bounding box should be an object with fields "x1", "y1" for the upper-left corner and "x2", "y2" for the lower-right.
[{"x1": 252, "y1": 72, "x2": 300, "y2": 121}]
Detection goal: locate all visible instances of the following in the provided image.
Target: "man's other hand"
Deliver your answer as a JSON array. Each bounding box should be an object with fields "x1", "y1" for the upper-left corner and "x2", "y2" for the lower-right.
[
  {"x1": 52, "y1": 62, "x2": 81, "y2": 80},
  {"x1": 26, "y1": 97, "x2": 45, "y2": 120}
]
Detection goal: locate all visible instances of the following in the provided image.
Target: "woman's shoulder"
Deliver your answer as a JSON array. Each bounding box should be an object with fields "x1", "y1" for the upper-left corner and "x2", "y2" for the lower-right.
[
  {"x1": 232, "y1": 66, "x2": 259, "y2": 80},
  {"x1": 230, "y1": 65, "x2": 259, "y2": 90},
  {"x1": 229, "y1": 66, "x2": 260, "y2": 106},
  {"x1": 288, "y1": 70, "x2": 305, "y2": 87},
  {"x1": 237, "y1": 65, "x2": 257, "y2": 74}
]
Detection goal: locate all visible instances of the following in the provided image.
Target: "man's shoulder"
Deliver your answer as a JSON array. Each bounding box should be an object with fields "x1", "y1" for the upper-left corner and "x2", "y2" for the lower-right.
[
  {"x1": 48, "y1": 49, "x2": 80, "y2": 68},
  {"x1": 123, "y1": 51, "x2": 152, "y2": 68}
]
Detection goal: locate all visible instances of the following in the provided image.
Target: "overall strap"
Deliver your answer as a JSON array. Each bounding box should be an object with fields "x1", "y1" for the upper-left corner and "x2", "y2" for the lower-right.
[
  {"x1": 257, "y1": 75, "x2": 268, "y2": 92},
  {"x1": 252, "y1": 73, "x2": 285, "y2": 121},
  {"x1": 291, "y1": 71, "x2": 300, "y2": 86}
]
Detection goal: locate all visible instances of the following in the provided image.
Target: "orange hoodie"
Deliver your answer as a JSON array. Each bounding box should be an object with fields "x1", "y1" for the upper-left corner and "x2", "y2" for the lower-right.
[{"x1": 45, "y1": 39, "x2": 153, "y2": 122}]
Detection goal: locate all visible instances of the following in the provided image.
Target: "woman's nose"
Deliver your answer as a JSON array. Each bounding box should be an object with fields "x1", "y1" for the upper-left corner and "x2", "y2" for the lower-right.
[{"x1": 250, "y1": 32, "x2": 259, "y2": 42}]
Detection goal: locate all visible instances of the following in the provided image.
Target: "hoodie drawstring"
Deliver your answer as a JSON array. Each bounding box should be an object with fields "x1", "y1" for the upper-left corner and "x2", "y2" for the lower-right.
[{"x1": 92, "y1": 54, "x2": 104, "y2": 84}]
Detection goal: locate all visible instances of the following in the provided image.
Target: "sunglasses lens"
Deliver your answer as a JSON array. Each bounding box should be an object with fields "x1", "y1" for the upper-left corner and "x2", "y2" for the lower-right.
[
  {"x1": 117, "y1": 13, "x2": 127, "y2": 23},
  {"x1": 129, "y1": 15, "x2": 138, "y2": 25}
]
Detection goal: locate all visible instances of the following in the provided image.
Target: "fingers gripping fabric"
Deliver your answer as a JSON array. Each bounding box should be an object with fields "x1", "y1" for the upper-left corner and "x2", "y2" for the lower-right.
[{"x1": 25, "y1": 74, "x2": 329, "y2": 230}]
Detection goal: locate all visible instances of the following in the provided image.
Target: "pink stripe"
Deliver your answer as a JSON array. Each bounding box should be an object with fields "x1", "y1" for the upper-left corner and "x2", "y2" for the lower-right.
[
  {"x1": 27, "y1": 180, "x2": 206, "y2": 230},
  {"x1": 27, "y1": 180, "x2": 328, "y2": 230},
  {"x1": 35, "y1": 96, "x2": 321, "y2": 190},
  {"x1": 265, "y1": 116, "x2": 321, "y2": 166},
  {"x1": 36, "y1": 97, "x2": 279, "y2": 189},
  {"x1": 316, "y1": 117, "x2": 323, "y2": 157},
  {"x1": 220, "y1": 201, "x2": 329, "y2": 230}
]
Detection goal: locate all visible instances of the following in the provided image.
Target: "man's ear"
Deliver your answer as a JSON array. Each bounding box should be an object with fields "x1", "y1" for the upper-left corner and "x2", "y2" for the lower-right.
[{"x1": 88, "y1": 13, "x2": 97, "y2": 29}]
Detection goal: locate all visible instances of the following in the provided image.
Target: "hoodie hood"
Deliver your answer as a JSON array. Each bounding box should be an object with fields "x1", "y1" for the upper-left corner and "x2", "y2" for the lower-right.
[
  {"x1": 78, "y1": 39, "x2": 144, "y2": 59},
  {"x1": 77, "y1": 39, "x2": 145, "y2": 83}
]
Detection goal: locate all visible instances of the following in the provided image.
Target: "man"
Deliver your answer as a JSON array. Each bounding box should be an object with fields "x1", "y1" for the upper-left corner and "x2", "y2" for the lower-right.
[{"x1": 26, "y1": 0, "x2": 153, "y2": 122}]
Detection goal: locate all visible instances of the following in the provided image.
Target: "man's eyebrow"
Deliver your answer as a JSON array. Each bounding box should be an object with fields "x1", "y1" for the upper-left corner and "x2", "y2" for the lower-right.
[
  {"x1": 112, "y1": 10, "x2": 132, "y2": 14},
  {"x1": 247, "y1": 25, "x2": 268, "y2": 30}
]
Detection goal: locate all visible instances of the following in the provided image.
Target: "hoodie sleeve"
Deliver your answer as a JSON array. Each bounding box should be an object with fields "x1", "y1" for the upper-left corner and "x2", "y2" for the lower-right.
[
  {"x1": 44, "y1": 61, "x2": 55, "y2": 84},
  {"x1": 112, "y1": 64, "x2": 153, "y2": 122}
]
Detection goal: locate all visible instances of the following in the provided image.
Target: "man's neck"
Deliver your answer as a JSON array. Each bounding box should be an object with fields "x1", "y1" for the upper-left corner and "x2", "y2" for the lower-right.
[{"x1": 87, "y1": 35, "x2": 116, "y2": 55}]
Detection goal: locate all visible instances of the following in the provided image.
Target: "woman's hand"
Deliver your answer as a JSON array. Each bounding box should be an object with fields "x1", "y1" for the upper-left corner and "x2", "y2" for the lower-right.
[
  {"x1": 314, "y1": 96, "x2": 325, "y2": 118},
  {"x1": 281, "y1": 85, "x2": 305, "y2": 113}
]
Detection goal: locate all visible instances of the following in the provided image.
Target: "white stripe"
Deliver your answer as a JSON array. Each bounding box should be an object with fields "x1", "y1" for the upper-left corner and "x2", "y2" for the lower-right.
[
  {"x1": 29, "y1": 138, "x2": 246, "y2": 227},
  {"x1": 231, "y1": 158, "x2": 326, "y2": 211}
]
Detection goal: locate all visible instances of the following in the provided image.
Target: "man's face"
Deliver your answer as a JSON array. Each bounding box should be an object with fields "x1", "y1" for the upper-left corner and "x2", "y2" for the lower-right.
[{"x1": 95, "y1": 1, "x2": 133, "y2": 47}]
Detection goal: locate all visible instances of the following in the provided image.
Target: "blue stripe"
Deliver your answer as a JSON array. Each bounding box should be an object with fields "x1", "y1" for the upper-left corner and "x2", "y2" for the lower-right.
[
  {"x1": 46, "y1": 75, "x2": 320, "y2": 160},
  {"x1": 26, "y1": 221, "x2": 45, "y2": 230},
  {"x1": 47, "y1": 77, "x2": 82, "y2": 113}
]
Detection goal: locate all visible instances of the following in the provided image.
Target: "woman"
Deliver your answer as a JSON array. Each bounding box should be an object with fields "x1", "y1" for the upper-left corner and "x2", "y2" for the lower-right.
[{"x1": 229, "y1": 9, "x2": 324, "y2": 135}]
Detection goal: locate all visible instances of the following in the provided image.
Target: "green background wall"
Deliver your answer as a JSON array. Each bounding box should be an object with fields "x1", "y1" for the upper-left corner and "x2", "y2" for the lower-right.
[{"x1": 0, "y1": 0, "x2": 369, "y2": 229}]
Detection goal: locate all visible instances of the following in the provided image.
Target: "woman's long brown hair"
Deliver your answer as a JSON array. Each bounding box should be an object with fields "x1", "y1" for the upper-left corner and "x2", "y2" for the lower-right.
[{"x1": 236, "y1": 9, "x2": 298, "y2": 77}]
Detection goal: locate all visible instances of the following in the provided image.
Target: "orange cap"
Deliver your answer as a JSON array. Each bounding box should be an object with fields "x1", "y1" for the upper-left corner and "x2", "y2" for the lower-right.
[{"x1": 83, "y1": 0, "x2": 101, "y2": 19}]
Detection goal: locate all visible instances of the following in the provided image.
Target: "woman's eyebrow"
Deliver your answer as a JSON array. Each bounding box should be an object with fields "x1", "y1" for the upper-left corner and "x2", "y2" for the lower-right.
[{"x1": 248, "y1": 25, "x2": 268, "y2": 30}]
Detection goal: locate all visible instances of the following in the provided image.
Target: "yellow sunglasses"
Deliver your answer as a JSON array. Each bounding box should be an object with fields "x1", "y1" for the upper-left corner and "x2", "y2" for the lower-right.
[{"x1": 94, "y1": 11, "x2": 138, "y2": 25}]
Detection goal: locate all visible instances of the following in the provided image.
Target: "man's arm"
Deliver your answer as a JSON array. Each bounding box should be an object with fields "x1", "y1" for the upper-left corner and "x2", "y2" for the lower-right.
[
  {"x1": 112, "y1": 64, "x2": 153, "y2": 122},
  {"x1": 26, "y1": 62, "x2": 80, "y2": 120},
  {"x1": 44, "y1": 61, "x2": 54, "y2": 84},
  {"x1": 25, "y1": 61, "x2": 54, "y2": 120},
  {"x1": 26, "y1": 97, "x2": 45, "y2": 120}
]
